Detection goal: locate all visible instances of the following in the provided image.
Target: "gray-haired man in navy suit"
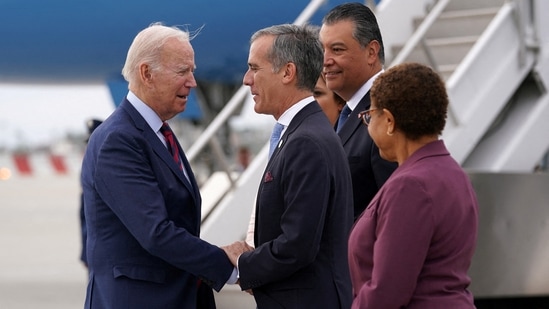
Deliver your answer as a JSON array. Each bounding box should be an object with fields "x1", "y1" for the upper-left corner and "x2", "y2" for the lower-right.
[{"x1": 223, "y1": 24, "x2": 353, "y2": 309}]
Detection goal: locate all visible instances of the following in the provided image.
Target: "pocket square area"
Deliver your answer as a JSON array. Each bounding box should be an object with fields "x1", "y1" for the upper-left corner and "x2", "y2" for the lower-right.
[{"x1": 264, "y1": 171, "x2": 274, "y2": 182}]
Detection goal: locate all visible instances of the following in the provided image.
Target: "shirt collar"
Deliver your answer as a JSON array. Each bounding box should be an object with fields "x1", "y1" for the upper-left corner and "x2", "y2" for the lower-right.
[
  {"x1": 275, "y1": 96, "x2": 315, "y2": 137},
  {"x1": 277, "y1": 96, "x2": 315, "y2": 127},
  {"x1": 126, "y1": 91, "x2": 164, "y2": 133},
  {"x1": 347, "y1": 69, "x2": 384, "y2": 111}
]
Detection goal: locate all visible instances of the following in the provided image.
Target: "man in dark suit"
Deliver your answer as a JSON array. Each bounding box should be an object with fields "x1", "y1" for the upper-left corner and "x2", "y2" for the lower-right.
[
  {"x1": 223, "y1": 24, "x2": 353, "y2": 309},
  {"x1": 320, "y1": 3, "x2": 397, "y2": 220},
  {"x1": 81, "y1": 23, "x2": 238, "y2": 308},
  {"x1": 80, "y1": 118, "x2": 102, "y2": 268}
]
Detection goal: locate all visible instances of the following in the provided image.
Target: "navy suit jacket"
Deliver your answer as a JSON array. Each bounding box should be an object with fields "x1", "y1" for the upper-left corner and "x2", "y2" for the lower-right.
[
  {"x1": 81, "y1": 99, "x2": 233, "y2": 308},
  {"x1": 337, "y1": 91, "x2": 397, "y2": 220},
  {"x1": 238, "y1": 102, "x2": 353, "y2": 309}
]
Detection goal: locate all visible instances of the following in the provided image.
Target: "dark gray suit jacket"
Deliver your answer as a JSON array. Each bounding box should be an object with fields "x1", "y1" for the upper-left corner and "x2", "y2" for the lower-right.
[
  {"x1": 337, "y1": 91, "x2": 397, "y2": 220},
  {"x1": 238, "y1": 102, "x2": 353, "y2": 309}
]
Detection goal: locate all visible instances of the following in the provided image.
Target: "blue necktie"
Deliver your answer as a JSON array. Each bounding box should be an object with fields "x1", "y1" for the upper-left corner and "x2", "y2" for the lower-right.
[
  {"x1": 269, "y1": 122, "x2": 284, "y2": 159},
  {"x1": 336, "y1": 104, "x2": 352, "y2": 133}
]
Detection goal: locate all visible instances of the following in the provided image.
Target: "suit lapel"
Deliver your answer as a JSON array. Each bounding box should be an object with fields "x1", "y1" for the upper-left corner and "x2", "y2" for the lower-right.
[
  {"x1": 151, "y1": 130, "x2": 198, "y2": 201},
  {"x1": 257, "y1": 102, "x2": 322, "y2": 246},
  {"x1": 267, "y1": 102, "x2": 320, "y2": 164},
  {"x1": 121, "y1": 99, "x2": 199, "y2": 202}
]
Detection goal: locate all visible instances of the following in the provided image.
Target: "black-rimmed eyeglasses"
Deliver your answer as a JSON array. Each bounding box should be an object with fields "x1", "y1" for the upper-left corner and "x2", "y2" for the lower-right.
[{"x1": 358, "y1": 108, "x2": 379, "y2": 126}]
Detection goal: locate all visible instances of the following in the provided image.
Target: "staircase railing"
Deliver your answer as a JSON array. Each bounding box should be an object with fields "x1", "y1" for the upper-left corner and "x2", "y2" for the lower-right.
[{"x1": 388, "y1": 0, "x2": 457, "y2": 125}]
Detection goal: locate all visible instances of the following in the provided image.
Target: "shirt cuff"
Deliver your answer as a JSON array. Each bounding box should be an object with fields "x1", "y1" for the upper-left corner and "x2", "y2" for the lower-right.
[{"x1": 226, "y1": 267, "x2": 239, "y2": 284}]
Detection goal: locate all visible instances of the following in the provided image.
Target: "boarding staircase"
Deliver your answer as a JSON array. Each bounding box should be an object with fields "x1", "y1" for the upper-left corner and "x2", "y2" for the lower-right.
[{"x1": 379, "y1": 0, "x2": 549, "y2": 171}]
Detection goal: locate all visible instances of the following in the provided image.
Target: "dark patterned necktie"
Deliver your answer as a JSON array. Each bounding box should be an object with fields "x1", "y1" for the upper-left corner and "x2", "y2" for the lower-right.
[
  {"x1": 160, "y1": 122, "x2": 182, "y2": 170},
  {"x1": 336, "y1": 104, "x2": 352, "y2": 133}
]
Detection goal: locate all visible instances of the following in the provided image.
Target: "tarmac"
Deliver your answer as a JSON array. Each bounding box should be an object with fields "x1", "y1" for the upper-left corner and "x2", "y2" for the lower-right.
[
  {"x1": 0, "y1": 174, "x2": 87, "y2": 309},
  {"x1": 0, "y1": 172, "x2": 255, "y2": 309}
]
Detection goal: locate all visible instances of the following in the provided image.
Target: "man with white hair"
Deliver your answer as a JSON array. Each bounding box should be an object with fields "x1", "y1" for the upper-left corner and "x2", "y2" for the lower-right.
[{"x1": 81, "y1": 23, "x2": 241, "y2": 308}]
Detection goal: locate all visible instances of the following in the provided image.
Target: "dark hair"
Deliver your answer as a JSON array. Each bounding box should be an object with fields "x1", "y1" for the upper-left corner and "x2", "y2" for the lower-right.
[
  {"x1": 85, "y1": 118, "x2": 103, "y2": 143},
  {"x1": 323, "y1": 2, "x2": 385, "y2": 64},
  {"x1": 370, "y1": 63, "x2": 448, "y2": 140},
  {"x1": 251, "y1": 24, "x2": 323, "y2": 92}
]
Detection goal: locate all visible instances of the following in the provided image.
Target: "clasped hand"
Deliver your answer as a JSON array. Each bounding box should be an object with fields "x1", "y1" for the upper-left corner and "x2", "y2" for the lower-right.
[
  {"x1": 221, "y1": 240, "x2": 253, "y2": 266},
  {"x1": 221, "y1": 241, "x2": 254, "y2": 294}
]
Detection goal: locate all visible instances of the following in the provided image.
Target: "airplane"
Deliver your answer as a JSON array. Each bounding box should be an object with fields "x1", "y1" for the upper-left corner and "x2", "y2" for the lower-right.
[{"x1": 0, "y1": 0, "x2": 357, "y2": 120}]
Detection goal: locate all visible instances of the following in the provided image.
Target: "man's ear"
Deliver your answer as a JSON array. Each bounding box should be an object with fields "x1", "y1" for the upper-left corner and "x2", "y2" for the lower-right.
[
  {"x1": 367, "y1": 40, "x2": 381, "y2": 63},
  {"x1": 282, "y1": 62, "x2": 297, "y2": 84},
  {"x1": 139, "y1": 63, "x2": 153, "y2": 85}
]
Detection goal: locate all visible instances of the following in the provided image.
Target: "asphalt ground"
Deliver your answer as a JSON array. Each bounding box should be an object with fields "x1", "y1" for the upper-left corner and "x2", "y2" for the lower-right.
[{"x1": 0, "y1": 173, "x2": 255, "y2": 309}]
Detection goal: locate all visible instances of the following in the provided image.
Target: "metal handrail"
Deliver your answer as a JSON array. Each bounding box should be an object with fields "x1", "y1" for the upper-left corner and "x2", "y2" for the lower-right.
[
  {"x1": 186, "y1": 86, "x2": 248, "y2": 162},
  {"x1": 389, "y1": 0, "x2": 458, "y2": 126},
  {"x1": 512, "y1": 0, "x2": 539, "y2": 68},
  {"x1": 294, "y1": 0, "x2": 328, "y2": 26},
  {"x1": 389, "y1": 0, "x2": 451, "y2": 67}
]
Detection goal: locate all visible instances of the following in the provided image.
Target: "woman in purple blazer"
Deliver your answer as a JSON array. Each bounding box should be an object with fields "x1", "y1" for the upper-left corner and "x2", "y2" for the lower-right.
[{"x1": 349, "y1": 62, "x2": 479, "y2": 308}]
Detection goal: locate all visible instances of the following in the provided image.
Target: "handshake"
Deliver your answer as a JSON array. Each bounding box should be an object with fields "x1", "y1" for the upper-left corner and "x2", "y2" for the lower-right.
[
  {"x1": 221, "y1": 240, "x2": 253, "y2": 267},
  {"x1": 221, "y1": 241, "x2": 254, "y2": 293}
]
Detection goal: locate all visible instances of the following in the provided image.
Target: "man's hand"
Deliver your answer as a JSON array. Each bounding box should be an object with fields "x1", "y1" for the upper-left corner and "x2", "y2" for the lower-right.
[{"x1": 221, "y1": 241, "x2": 253, "y2": 266}]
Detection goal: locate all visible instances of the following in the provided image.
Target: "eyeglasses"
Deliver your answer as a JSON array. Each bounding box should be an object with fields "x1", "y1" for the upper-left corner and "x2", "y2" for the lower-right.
[{"x1": 358, "y1": 108, "x2": 379, "y2": 126}]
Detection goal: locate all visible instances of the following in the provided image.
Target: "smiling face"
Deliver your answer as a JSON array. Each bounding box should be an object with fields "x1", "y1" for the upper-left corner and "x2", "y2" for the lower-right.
[
  {"x1": 141, "y1": 38, "x2": 197, "y2": 121},
  {"x1": 243, "y1": 35, "x2": 285, "y2": 119},
  {"x1": 319, "y1": 20, "x2": 376, "y2": 101}
]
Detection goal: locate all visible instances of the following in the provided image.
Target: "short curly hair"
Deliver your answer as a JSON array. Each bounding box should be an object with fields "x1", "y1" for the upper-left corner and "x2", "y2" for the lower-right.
[{"x1": 370, "y1": 62, "x2": 448, "y2": 140}]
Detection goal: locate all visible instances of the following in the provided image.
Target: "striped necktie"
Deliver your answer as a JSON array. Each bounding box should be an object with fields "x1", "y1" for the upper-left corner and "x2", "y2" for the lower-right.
[{"x1": 160, "y1": 122, "x2": 182, "y2": 170}]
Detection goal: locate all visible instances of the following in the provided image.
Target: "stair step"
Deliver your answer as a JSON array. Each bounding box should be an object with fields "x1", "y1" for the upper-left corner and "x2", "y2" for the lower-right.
[
  {"x1": 415, "y1": 7, "x2": 500, "y2": 39},
  {"x1": 441, "y1": 7, "x2": 500, "y2": 19},
  {"x1": 392, "y1": 36, "x2": 478, "y2": 68},
  {"x1": 427, "y1": 35, "x2": 479, "y2": 46},
  {"x1": 437, "y1": 64, "x2": 459, "y2": 81},
  {"x1": 444, "y1": 0, "x2": 506, "y2": 11}
]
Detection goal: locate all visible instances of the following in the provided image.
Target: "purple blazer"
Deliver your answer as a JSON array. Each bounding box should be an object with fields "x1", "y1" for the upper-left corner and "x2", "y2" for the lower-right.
[{"x1": 348, "y1": 140, "x2": 478, "y2": 308}]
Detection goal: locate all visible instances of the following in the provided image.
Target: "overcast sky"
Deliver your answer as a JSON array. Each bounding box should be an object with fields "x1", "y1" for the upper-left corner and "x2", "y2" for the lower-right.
[{"x1": 0, "y1": 83, "x2": 115, "y2": 150}]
